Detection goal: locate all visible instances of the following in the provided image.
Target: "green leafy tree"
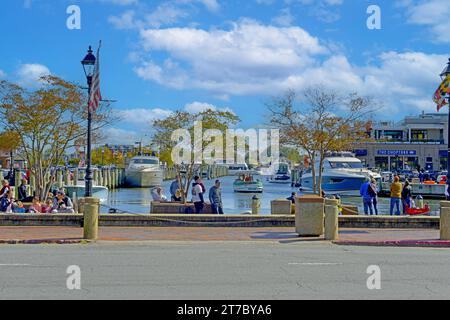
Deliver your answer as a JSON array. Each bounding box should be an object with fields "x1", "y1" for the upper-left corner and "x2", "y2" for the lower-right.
[
  {"x1": 152, "y1": 109, "x2": 240, "y2": 203},
  {"x1": 0, "y1": 76, "x2": 116, "y2": 200}
]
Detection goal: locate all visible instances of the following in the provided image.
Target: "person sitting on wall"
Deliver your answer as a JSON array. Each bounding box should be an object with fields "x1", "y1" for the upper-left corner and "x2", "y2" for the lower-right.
[
  {"x1": 28, "y1": 197, "x2": 42, "y2": 214},
  {"x1": 0, "y1": 190, "x2": 14, "y2": 213},
  {"x1": 52, "y1": 190, "x2": 75, "y2": 214},
  {"x1": 151, "y1": 186, "x2": 168, "y2": 202}
]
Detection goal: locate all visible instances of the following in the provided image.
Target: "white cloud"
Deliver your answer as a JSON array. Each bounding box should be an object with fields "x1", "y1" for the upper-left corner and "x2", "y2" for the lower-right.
[
  {"x1": 272, "y1": 8, "x2": 295, "y2": 27},
  {"x1": 109, "y1": 0, "x2": 220, "y2": 30},
  {"x1": 184, "y1": 101, "x2": 234, "y2": 113},
  {"x1": 119, "y1": 108, "x2": 173, "y2": 126},
  {"x1": 132, "y1": 19, "x2": 448, "y2": 117},
  {"x1": 0, "y1": 70, "x2": 6, "y2": 78},
  {"x1": 16, "y1": 63, "x2": 51, "y2": 87},
  {"x1": 99, "y1": 0, "x2": 138, "y2": 5},
  {"x1": 402, "y1": 0, "x2": 450, "y2": 43},
  {"x1": 136, "y1": 20, "x2": 328, "y2": 94},
  {"x1": 103, "y1": 127, "x2": 140, "y2": 145}
]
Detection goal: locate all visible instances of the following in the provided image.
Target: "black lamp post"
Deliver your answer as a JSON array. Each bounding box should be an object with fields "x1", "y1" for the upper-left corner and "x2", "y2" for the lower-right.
[
  {"x1": 81, "y1": 46, "x2": 96, "y2": 197},
  {"x1": 440, "y1": 58, "x2": 450, "y2": 200},
  {"x1": 9, "y1": 149, "x2": 14, "y2": 186}
]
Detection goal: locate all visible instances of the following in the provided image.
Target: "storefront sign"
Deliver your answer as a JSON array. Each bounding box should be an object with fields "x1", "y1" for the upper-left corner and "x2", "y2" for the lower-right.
[
  {"x1": 377, "y1": 150, "x2": 417, "y2": 156},
  {"x1": 439, "y1": 150, "x2": 448, "y2": 157},
  {"x1": 353, "y1": 149, "x2": 368, "y2": 156}
]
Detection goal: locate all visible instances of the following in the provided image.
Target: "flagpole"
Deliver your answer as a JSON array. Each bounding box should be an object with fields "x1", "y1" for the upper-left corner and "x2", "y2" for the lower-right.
[{"x1": 447, "y1": 92, "x2": 450, "y2": 200}]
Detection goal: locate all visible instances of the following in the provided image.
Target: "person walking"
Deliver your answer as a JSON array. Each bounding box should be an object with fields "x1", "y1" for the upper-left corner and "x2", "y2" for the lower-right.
[
  {"x1": 390, "y1": 176, "x2": 402, "y2": 216},
  {"x1": 209, "y1": 180, "x2": 224, "y2": 215},
  {"x1": 369, "y1": 177, "x2": 379, "y2": 215},
  {"x1": 192, "y1": 176, "x2": 205, "y2": 214},
  {"x1": 401, "y1": 180, "x2": 413, "y2": 214},
  {"x1": 360, "y1": 179, "x2": 374, "y2": 215}
]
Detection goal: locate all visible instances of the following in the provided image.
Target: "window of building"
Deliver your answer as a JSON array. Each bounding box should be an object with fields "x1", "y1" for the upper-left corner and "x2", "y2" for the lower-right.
[
  {"x1": 411, "y1": 130, "x2": 428, "y2": 141},
  {"x1": 375, "y1": 157, "x2": 389, "y2": 171},
  {"x1": 441, "y1": 157, "x2": 448, "y2": 171},
  {"x1": 381, "y1": 130, "x2": 403, "y2": 141}
]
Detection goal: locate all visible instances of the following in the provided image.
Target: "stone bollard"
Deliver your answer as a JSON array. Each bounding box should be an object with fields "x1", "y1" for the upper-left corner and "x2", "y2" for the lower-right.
[
  {"x1": 252, "y1": 195, "x2": 261, "y2": 215},
  {"x1": 324, "y1": 199, "x2": 339, "y2": 241},
  {"x1": 440, "y1": 201, "x2": 450, "y2": 240},
  {"x1": 295, "y1": 195, "x2": 325, "y2": 237},
  {"x1": 57, "y1": 170, "x2": 63, "y2": 188},
  {"x1": 83, "y1": 197, "x2": 100, "y2": 240},
  {"x1": 271, "y1": 199, "x2": 292, "y2": 215},
  {"x1": 73, "y1": 169, "x2": 79, "y2": 185},
  {"x1": 64, "y1": 170, "x2": 71, "y2": 186}
]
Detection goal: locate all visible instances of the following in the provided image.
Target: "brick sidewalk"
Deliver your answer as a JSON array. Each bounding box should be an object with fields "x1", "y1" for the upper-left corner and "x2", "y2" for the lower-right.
[{"x1": 0, "y1": 226, "x2": 446, "y2": 247}]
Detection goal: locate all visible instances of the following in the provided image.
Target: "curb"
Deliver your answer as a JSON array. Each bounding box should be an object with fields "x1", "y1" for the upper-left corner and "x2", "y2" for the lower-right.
[
  {"x1": 333, "y1": 240, "x2": 450, "y2": 248},
  {"x1": 0, "y1": 239, "x2": 91, "y2": 245}
]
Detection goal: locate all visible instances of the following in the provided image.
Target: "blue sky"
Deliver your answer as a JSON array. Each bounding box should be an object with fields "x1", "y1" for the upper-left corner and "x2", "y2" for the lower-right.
[{"x1": 0, "y1": 0, "x2": 449, "y2": 145}]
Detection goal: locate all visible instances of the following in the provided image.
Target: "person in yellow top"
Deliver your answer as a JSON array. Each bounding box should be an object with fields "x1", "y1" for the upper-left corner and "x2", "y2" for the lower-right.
[{"x1": 390, "y1": 176, "x2": 402, "y2": 216}]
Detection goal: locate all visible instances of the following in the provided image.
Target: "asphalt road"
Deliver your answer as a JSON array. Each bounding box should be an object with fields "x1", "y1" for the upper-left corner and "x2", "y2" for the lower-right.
[{"x1": 0, "y1": 241, "x2": 449, "y2": 300}]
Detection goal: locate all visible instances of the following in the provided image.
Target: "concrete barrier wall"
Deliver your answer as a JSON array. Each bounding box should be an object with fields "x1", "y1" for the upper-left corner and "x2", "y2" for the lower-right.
[{"x1": 0, "y1": 214, "x2": 440, "y2": 229}]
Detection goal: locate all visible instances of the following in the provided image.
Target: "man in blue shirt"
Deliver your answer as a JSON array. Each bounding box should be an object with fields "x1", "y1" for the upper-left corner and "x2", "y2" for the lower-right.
[{"x1": 360, "y1": 179, "x2": 374, "y2": 215}]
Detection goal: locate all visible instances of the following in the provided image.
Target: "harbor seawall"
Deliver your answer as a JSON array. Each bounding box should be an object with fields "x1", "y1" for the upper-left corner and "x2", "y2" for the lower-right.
[{"x1": 0, "y1": 214, "x2": 439, "y2": 229}]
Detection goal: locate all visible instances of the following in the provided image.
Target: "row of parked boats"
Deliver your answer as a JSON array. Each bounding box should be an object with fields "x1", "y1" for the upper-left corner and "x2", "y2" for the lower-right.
[
  {"x1": 56, "y1": 152, "x2": 381, "y2": 199},
  {"x1": 123, "y1": 152, "x2": 383, "y2": 196}
]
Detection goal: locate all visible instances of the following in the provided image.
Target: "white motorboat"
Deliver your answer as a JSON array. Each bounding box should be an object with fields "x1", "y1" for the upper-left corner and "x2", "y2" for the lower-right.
[
  {"x1": 125, "y1": 156, "x2": 163, "y2": 188},
  {"x1": 227, "y1": 163, "x2": 250, "y2": 176},
  {"x1": 300, "y1": 152, "x2": 381, "y2": 196},
  {"x1": 268, "y1": 162, "x2": 291, "y2": 184}
]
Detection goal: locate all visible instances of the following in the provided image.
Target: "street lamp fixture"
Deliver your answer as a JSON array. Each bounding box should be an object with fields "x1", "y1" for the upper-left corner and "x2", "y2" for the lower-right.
[
  {"x1": 440, "y1": 58, "x2": 450, "y2": 200},
  {"x1": 81, "y1": 46, "x2": 96, "y2": 197}
]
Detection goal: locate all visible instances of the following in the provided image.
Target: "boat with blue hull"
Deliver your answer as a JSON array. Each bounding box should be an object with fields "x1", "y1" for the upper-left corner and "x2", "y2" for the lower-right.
[{"x1": 300, "y1": 152, "x2": 381, "y2": 196}]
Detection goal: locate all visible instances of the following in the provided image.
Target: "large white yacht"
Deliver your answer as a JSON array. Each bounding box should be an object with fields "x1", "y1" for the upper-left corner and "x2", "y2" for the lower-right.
[
  {"x1": 125, "y1": 156, "x2": 163, "y2": 188},
  {"x1": 300, "y1": 152, "x2": 381, "y2": 196}
]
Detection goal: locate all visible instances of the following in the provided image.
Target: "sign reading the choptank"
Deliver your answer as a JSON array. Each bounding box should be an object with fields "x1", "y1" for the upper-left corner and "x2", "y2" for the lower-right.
[{"x1": 377, "y1": 150, "x2": 417, "y2": 156}]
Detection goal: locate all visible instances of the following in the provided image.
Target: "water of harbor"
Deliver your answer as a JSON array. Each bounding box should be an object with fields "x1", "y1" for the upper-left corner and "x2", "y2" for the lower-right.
[{"x1": 104, "y1": 175, "x2": 442, "y2": 215}]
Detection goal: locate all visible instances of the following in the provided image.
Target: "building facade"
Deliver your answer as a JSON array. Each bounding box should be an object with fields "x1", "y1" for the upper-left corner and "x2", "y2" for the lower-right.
[{"x1": 354, "y1": 112, "x2": 449, "y2": 172}]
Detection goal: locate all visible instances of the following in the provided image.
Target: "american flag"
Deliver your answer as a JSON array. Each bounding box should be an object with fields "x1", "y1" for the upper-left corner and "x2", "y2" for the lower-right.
[{"x1": 88, "y1": 42, "x2": 102, "y2": 113}]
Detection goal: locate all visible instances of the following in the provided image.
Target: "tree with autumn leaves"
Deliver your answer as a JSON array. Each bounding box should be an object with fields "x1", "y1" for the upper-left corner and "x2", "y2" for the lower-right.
[
  {"x1": 0, "y1": 76, "x2": 115, "y2": 200},
  {"x1": 152, "y1": 109, "x2": 240, "y2": 203},
  {"x1": 267, "y1": 86, "x2": 376, "y2": 195}
]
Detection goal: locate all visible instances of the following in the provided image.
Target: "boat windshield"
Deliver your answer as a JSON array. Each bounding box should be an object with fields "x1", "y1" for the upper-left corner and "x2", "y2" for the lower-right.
[
  {"x1": 329, "y1": 161, "x2": 363, "y2": 169},
  {"x1": 132, "y1": 159, "x2": 159, "y2": 165}
]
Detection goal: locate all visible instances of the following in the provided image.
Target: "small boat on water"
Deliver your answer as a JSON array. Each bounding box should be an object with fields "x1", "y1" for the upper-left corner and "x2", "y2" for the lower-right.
[
  {"x1": 233, "y1": 174, "x2": 264, "y2": 193},
  {"x1": 268, "y1": 162, "x2": 291, "y2": 184},
  {"x1": 125, "y1": 156, "x2": 163, "y2": 188}
]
